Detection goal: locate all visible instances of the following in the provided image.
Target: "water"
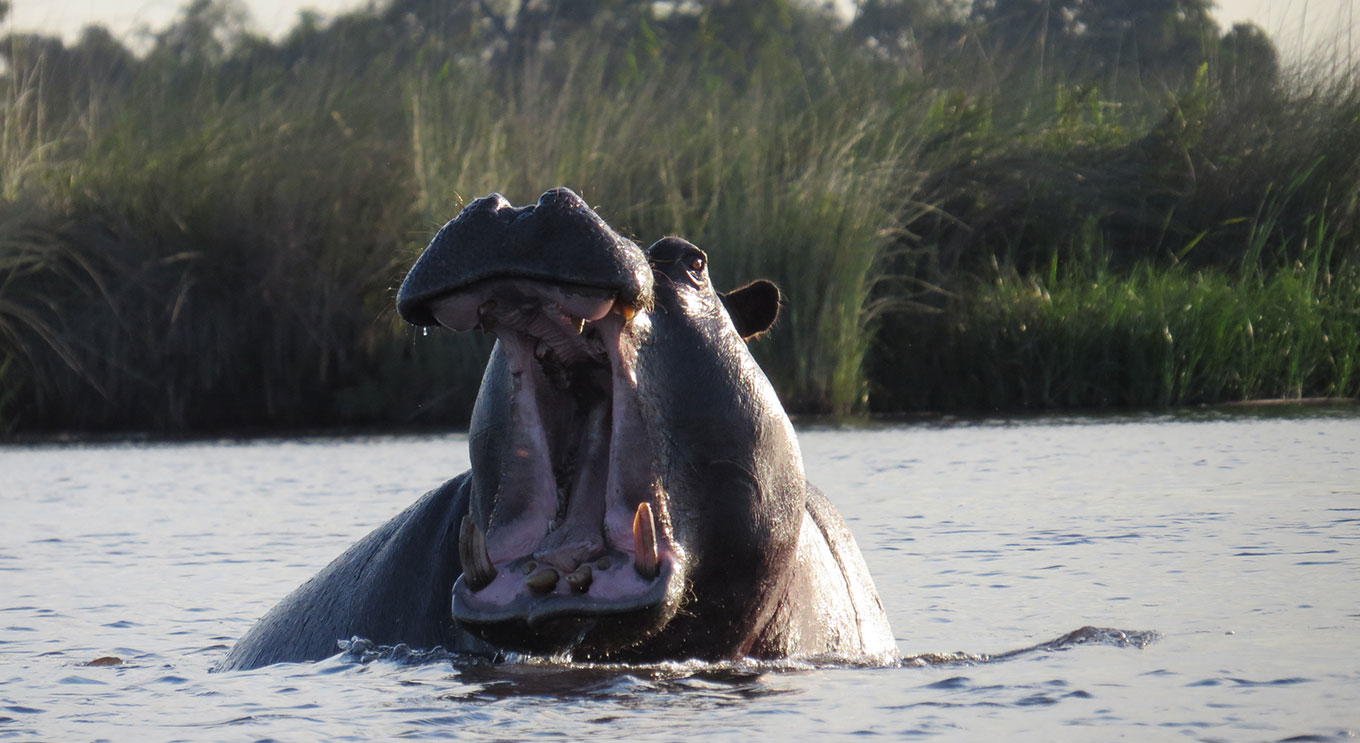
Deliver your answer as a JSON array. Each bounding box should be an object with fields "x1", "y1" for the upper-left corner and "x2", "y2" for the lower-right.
[{"x1": 2, "y1": 409, "x2": 1358, "y2": 741}]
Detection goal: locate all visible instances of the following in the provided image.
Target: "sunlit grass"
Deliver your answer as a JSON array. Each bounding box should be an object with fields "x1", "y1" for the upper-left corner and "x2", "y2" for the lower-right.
[
  {"x1": 410, "y1": 44, "x2": 920, "y2": 414},
  {"x1": 1, "y1": 9, "x2": 1358, "y2": 432},
  {"x1": 874, "y1": 236, "x2": 1360, "y2": 411}
]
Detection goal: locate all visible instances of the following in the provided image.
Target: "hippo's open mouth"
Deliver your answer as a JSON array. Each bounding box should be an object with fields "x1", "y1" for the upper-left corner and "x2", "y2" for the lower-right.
[{"x1": 428, "y1": 279, "x2": 683, "y2": 655}]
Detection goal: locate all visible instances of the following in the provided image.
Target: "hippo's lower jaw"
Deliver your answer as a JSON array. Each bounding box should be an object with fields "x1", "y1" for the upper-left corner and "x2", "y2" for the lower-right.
[
  {"x1": 431, "y1": 279, "x2": 685, "y2": 657},
  {"x1": 450, "y1": 559, "x2": 682, "y2": 656}
]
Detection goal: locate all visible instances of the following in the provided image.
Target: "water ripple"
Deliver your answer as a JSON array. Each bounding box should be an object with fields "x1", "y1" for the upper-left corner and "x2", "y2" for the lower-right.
[{"x1": 4, "y1": 421, "x2": 1358, "y2": 741}]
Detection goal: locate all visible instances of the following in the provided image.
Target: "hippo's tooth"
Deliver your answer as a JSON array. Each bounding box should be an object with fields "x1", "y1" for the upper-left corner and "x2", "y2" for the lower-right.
[
  {"x1": 476, "y1": 301, "x2": 498, "y2": 333},
  {"x1": 613, "y1": 302, "x2": 637, "y2": 323},
  {"x1": 633, "y1": 502, "x2": 659, "y2": 580},
  {"x1": 565, "y1": 564, "x2": 593, "y2": 593},
  {"x1": 526, "y1": 567, "x2": 560, "y2": 594},
  {"x1": 458, "y1": 516, "x2": 498, "y2": 591}
]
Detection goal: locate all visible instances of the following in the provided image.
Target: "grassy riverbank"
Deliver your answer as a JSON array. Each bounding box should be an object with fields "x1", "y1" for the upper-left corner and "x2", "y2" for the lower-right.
[
  {"x1": 1, "y1": 1, "x2": 1357, "y2": 433},
  {"x1": 875, "y1": 256, "x2": 1360, "y2": 411}
]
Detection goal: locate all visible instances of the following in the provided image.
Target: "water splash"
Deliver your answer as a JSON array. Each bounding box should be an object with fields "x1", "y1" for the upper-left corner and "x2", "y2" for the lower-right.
[
  {"x1": 902, "y1": 626, "x2": 1161, "y2": 668},
  {"x1": 334, "y1": 626, "x2": 1156, "y2": 677},
  {"x1": 336, "y1": 637, "x2": 466, "y2": 666}
]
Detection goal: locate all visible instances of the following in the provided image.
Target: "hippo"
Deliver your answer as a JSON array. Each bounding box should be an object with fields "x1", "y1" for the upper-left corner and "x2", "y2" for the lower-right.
[{"x1": 219, "y1": 188, "x2": 895, "y2": 671}]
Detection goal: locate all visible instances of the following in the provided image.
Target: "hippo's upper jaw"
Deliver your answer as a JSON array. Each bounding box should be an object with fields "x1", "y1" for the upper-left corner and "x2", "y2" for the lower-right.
[
  {"x1": 396, "y1": 188, "x2": 652, "y2": 327},
  {"x1": 399, "y1": 189, "x2": 683, "y2": 656}
]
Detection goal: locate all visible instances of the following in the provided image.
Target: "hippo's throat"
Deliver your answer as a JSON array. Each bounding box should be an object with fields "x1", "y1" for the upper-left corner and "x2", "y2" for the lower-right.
[{"x1": 433, "y1": 282, "x2": 682, "y2": 656}]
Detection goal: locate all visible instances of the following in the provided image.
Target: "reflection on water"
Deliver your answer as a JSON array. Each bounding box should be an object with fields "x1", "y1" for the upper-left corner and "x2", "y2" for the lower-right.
[{"x1": 1, "y1": 409, "x2": 1357, "y2": 741}]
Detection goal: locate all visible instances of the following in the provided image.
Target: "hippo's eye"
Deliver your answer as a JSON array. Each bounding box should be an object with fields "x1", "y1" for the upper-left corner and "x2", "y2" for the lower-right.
[{"x1": 687, "y1": 255, "x2": 705, "y2": 274}]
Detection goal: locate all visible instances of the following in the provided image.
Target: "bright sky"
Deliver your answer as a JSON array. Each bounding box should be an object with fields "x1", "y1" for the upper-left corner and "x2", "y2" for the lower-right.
[
  {"x1": 1217, "y1": 0, "x2": 1357, "y2": 60},
  {"x1": 6, "y1": 0, "x2": 1358, "y2": 64},
  {"x1": 6, "y1": 0, "x2": 361, "y2": 43}
]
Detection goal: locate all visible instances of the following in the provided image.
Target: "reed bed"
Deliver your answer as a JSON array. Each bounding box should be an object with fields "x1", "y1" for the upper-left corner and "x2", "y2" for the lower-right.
[
  {"x1": 410, "y1": 46, "x2": 919, "y2": 413},
  {"x1": 1, "y1": 3, "x2": 1357, "y2": 432},
  {"x1": 873, "y1": 253, "x2": 1360, "y2": 411}
]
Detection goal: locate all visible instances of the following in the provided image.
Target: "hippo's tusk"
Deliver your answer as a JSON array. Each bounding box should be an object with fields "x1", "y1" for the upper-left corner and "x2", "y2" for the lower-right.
[
  {"x1": 459, "y1": 516, "x2": 498, "y2": 591},
  {"x1": 633, "y1": 502, "x2": 659, "y2": 580}
]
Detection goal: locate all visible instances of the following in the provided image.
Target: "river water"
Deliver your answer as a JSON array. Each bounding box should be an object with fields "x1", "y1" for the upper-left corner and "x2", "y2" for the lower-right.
[{"x1": 2, "y1": 409, "x2": 1357, "y2": 741}]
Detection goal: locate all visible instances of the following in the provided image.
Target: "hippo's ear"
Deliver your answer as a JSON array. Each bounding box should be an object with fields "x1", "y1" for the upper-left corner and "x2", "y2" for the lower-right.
[{"x1": 721, "y1": 280, "x2": 781, "y2": 340}]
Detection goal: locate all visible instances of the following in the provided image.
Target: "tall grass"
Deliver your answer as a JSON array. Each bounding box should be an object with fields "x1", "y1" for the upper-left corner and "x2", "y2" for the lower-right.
[
  {"x1": 0, "y1": 55, "x2": 451, "y2": 431},
  {"x1": 872, "y1": 212, "x2": 1360, "y2": 411},
  {"x1": 1, "y1": 3, "x2": 1358, "y2": 433},
  {"x1": 411, "y1": 41, "x2": 920, "y2": 414},
  {"x1": 868, "y1": 61, "x2": 1360, "y2": 413}
]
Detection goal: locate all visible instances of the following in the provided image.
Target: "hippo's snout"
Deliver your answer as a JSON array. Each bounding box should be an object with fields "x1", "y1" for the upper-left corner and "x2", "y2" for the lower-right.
[
  {"x1": 394, "y1": 188, "x2": 681, "y2": 657},
  {"x1": 396, "y1": 187, "x2": 652, "y2": 327}
]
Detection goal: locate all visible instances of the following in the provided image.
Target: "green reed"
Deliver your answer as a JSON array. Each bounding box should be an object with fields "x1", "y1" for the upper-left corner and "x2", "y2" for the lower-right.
[
  {"x1": 2, "y1": 4, "x2": 1359, "y2": 432},
  {"x1": 869, "y1": 60, "x2": 1360, "y2": 413},
  {"x1": 872, "y1": 218, "x2": 1360, "y2": 411},
  {"x1": 411, "y1": 40, "x2": 919, "y2": 415},
  {"x1": 0, "y1": 54, "x2": 447, "y2": 431}
]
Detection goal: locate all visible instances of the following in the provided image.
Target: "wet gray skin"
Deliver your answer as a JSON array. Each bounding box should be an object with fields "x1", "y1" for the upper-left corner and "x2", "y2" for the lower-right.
[
  {"x1": 218, "y1": 188, "x2": 895, "y2": 670},
  {"x1": 396, "y1": 187, "x2": 652, "y2": 328}
]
